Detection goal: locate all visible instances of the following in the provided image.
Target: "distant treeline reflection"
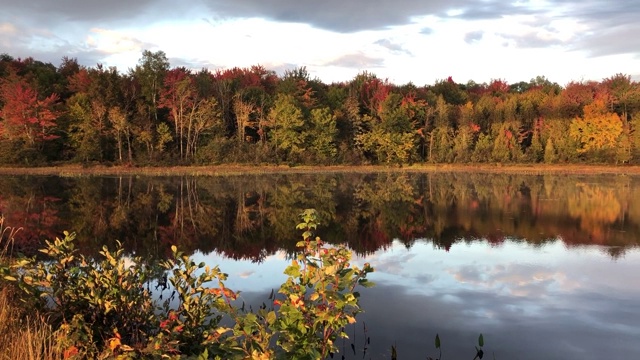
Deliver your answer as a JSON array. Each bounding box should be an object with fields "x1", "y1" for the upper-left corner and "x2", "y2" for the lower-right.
[{"x1": 1, "y1": 172, "x2": 638, "y2": 260}]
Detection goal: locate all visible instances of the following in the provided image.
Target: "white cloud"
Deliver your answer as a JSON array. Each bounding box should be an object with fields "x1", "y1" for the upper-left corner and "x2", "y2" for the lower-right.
[
  {"x1": 87, "y1": 28, "x2": 151, "y2": 54},
  {"x1": 0, "y1": 0, "x2": 639, "y2": 85}
]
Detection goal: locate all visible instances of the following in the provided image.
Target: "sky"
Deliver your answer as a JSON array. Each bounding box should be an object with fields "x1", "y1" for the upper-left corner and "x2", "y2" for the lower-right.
[{"x1": 1, "y1": 0, "x2": 639, "y2": 86}]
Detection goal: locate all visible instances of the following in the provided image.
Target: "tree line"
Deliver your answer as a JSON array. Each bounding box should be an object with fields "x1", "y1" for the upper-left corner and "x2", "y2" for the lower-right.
[{"x1": 1, "y1": 51, "x2": 640, "y2": 166}]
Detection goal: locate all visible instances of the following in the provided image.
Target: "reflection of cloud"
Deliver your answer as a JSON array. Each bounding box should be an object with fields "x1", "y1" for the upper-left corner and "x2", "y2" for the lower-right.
[
  {"x1": 349, "y1": 281, "x2": 640, "y2": 360},
  {"x1": 452, "y1": 264, "x2": 489, "y2": 283},
  {"x1": 449, "y1": 263, "x2": 581, "y2": 298},
  {"x1": 371, "y1": 252, "x2": 417, "y2": 275},
  {"x1": 238, "y1": 270, "x2": 255, "y2": 278},
  {"x1": 122, "y1": 256, "x2": 136, "y2": 269},
  {"x1": 265, "y1": 250, "x2": 288, "y2": 261}
]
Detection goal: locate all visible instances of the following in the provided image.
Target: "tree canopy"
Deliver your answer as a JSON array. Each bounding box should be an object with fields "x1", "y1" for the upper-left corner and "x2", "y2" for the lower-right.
[{"x1": 1, "y1": 52, "x2": 640, "y2": 166}]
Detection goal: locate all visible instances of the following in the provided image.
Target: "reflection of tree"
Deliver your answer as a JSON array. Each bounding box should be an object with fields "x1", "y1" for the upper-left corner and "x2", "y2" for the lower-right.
[
  {"x1": 0, "y1": 176, "x2": 65, "y2": 256},
  {"x1": 1, "y1": 172, "x2": 639, "y2": 263},
  {"x1": 350, "y1": 174, "x2": 419, "y2": 253},
  {"x1": 567, "y1": 183, "x2": 623, "y2": 243}
]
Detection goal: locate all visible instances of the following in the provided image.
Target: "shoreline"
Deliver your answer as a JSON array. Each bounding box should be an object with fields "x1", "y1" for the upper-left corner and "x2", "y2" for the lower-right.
[{"x1": 1, "y1": 163, "x2": 640, "y2": 176}]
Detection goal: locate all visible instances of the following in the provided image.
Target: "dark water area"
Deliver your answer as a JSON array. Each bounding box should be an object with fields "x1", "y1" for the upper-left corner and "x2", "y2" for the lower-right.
[{"x1": 1, "y1": 172, "x2": 640, "y2": 359}]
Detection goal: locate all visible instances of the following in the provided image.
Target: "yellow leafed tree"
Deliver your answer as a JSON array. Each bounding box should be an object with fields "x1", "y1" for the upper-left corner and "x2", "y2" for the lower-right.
[{"x1": 569, "y1": 98, "x2": 623, "y2": 154}]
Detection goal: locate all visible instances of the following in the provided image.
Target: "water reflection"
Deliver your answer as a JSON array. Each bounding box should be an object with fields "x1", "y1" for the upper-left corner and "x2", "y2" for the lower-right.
[
  {"x1": 190, "y1": 240, "x2": 640, "y2": 360},
  {"x1": 1, "y1": 172, "x2": 639, "y2": 359},
  {"x1": 0, "y1": 173, "x2": 638, "y2": 259},
  {"x1": 350, "y1": 241, "x2": 640, "y2": 360}
]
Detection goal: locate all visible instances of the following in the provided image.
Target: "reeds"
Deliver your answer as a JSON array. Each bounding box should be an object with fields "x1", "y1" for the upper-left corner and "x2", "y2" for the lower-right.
[
  {"x1": 0, "y1": 291, "x2": 60, "y2": 360},
  {"x1": 0, "y1": 217, "x2": 61, "y2": 360}
]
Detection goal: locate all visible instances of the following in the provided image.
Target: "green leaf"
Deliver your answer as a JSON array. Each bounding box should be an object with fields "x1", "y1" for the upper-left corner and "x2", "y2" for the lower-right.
[
  {"x1": 283, "y1": 265, "x2": 300, "y2": 278},
  {"x1": 197, "y1": 348, "x2": 208, "y2": 360},
  {"x1": 358, "y1": 279, "x2": 375, "y2": 288},
  {"x1": 266, "y1": 311, "x2": 276, "y2": 325},
  {"x1": 478, "y1": 333, "x2": 484, "y2": 347},
  {"x1": 435, "y1": 334, "x2": 441, "y2": 349}
]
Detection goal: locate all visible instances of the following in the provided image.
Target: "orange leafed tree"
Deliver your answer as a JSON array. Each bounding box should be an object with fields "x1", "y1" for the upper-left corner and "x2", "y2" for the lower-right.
[
  {"x1": 0, "y1": 76, "x2": 59, "y2": 145},
  {"x1": 569, "y1": 97, "x2": 622, "y2": 154}
]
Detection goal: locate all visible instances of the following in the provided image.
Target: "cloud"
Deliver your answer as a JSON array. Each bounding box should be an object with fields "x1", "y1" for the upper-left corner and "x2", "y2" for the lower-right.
[
  {"x1": 464, "y1": 30, "x2": 483, "y2": 44},
  {"x1": 1, "y1": 0, "x2": 639, "y2": 82},
  {"x1": 87, "y1": 28, "x2": 154, "y2": 55},
  {"x1": 574, "y1": 23, "x2": 640, "y2": 57},
  {"x1": 0, "y1": 0, "x2": 188, "y2": 27},
  {"x1": 374, "y1": 39, "x2": 413, "y2": 56},
  {"x1": 0, "y1": 22, "x2": 17, "y2": 35},
  {"x1": 499, "y1": 31, "x2": 566, "y2": 48},
  {"x1": 324, "y1": 53, "x2": 385, "y2": 69},
  {"x1": 0, "y1": 21, "x2": 104, "y2": 67},
  {"x1": 532, "y1": 0, "x2": 640, "y2": 57},
  {"x1": 167, "y1": 56, "x2": 221, "y2": 70},
  {"x1": 203, "y1": 0, "x2": 527, "y2": 33},
  {"x1": 420, "y1": 27, "x2": 434, "y2": 35}
]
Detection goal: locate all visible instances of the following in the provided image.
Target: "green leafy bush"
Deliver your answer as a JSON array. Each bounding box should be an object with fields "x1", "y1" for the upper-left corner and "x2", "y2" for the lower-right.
[{"x1": 2, "y1": 209, "x2": 374, "y2": 359}]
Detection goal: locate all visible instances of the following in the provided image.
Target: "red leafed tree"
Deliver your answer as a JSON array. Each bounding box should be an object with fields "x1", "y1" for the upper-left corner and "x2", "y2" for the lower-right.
[
  {"x1": 0, "y1": 76, "x2": 59, "y2": 145},
  {"x1": 159, "y1": 67, "x2": 193, "y2": 159},
  {"x1": 488, "y1": 79, "x2": 510, "y2": 97},
  {"x1": 360, "y1": 77, "x2": 391, "y2": 116},
  {"x1": 160, "y1": 68, "x2": 222, "y2": 160}
]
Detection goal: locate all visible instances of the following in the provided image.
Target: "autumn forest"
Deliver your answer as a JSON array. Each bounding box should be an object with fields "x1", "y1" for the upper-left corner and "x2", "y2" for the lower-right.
[{"x1": 1, "y1": 50, "x2": 640, "y2": 166}]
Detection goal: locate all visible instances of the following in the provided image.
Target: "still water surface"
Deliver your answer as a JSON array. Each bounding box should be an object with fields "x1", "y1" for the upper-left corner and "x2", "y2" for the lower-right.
[{"x1": 1, "y1": 172, "x2": 639, "y2": 359}]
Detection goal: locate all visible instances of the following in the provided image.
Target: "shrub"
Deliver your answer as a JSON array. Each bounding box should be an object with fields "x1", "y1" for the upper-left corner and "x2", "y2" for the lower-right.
[{"x1": 2, "y1": 209, "x2": 374, "y2": 359}]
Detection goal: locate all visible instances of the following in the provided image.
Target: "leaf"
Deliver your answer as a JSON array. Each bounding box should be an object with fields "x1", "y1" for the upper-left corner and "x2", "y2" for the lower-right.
[
  {"x1": 171, "y1": 245, "x2": 177, "y2": 253},
  {"x1": 324, "y1": 265, "x2": 337, "y2": 276},
  {"x1": 3, "y1": 275, "x2": 17, "y2": 281},
  {"x1": 435, "y1": 334, "x2": 441, "y2": 349},
  {"x1": 266, "y1": 311, "x2": 276, "y2": 325},
  {"x1": 478, "y1": 333, "x2": 484, "y2": 347},
  {"x1": 197, "y1": 349, "x2": 209, "y2": 360},
  {"x1": 358, "y1": 279, "x2": 375, "y2": 288},
  {"x1": 283, "y1": 264, "x2": 300, "y2": 278}
]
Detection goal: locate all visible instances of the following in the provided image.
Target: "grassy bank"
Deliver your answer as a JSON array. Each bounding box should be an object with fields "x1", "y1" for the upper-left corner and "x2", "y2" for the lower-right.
[{"x1": 1, "y1": 163, "x2": 640, "y2": 177}]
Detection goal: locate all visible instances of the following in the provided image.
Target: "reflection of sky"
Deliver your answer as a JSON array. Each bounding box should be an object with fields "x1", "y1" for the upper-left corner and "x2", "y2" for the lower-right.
[{"x1": 194, "y1": 239, "x2": 640, "y2": 360}]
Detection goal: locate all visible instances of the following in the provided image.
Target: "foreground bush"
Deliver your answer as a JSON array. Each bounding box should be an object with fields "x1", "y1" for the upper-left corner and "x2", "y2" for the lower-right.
[{"x1": 1, "y1": 209, "x2": 373, "y2": 359}]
